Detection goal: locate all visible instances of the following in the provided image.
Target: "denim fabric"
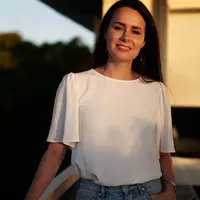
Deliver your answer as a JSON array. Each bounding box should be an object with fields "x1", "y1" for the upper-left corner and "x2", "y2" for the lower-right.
[{"x1": 76, "y1": 178, "x2": 163, "y2": 200}]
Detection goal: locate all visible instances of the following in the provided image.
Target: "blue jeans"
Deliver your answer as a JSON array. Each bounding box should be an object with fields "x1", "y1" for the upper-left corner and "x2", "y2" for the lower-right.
[{"x1": 76, "y1": 178, "x2": 163, "y2": 200}]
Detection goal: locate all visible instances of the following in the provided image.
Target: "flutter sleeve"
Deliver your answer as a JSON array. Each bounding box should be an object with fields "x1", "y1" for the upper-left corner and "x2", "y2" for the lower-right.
[
  {"x1": 46, "y1": 73, "x2": 80, "y2": 148},
  {"x1": 157, "y1": 83, "x2": 175, "y2": 153}
]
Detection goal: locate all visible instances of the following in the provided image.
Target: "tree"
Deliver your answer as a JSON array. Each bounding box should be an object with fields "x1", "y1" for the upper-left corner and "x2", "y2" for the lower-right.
[
  {"x1": 0, "y1": 33, "x2": 22, "y2": 69},
  {"x1": 0, "y1": 33, "x2": 22, "y2": 49}
]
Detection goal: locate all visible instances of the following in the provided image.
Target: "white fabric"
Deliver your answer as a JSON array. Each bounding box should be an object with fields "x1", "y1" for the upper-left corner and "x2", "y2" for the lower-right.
[
  {"x1": 47, "y1": 72, "x2": 79, "y2": 148},
  {"x1": 47, "y1": 69, "x2": 175, "y2": 186}
]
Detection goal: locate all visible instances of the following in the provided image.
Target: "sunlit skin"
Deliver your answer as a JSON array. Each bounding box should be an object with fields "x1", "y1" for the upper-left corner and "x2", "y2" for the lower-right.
[
  {"x1": 105, "y1": 7, "x2": 146, "y2": 64},
  {"x1": 96, "y1": 7, "x2": 146, "y2": 80}
]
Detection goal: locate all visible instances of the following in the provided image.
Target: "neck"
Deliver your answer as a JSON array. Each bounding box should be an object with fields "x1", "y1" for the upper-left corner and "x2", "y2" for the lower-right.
[{"x1": 101, "y1": 60, "x2": 140, "y2": 80}]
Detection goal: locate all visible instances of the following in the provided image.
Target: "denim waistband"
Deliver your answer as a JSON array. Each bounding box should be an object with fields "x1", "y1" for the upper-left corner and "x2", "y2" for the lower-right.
[{"x1": 78, "y1": 178, "x2": 163, "y2": 196}]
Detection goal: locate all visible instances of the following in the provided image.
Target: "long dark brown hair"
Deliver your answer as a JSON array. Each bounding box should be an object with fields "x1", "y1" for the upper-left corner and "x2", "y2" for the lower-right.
[{"x1": 92, "y1": 0, "x2": 163, "y2": 82}]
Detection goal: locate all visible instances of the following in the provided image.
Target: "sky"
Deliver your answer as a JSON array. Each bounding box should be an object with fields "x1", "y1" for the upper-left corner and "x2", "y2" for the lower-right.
[{"x1": 0, "y1": 0, "x2": 95, "y2": 48}]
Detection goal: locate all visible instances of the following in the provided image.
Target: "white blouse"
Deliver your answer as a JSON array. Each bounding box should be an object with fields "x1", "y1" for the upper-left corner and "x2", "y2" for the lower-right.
[{"x1": 47, "y1": 69, "x2": 175, "y2": 186}]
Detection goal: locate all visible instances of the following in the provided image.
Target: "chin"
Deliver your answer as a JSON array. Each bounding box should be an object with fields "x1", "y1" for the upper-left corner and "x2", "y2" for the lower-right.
[
  {"x1": 113, "y1": 55, "x2": 134, "y2": 63},
  {"x1": 109, "y1": 51, "x2": 135, "y2": 63}
]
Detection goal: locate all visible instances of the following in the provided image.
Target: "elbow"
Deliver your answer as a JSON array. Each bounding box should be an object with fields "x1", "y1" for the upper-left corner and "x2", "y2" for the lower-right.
[
  {"x1": 160, "y1": 152, "x2": 171, "y2": 158},
  {"x1": 47, "y1": 143, "x2": 66, "y2": 162},
  {"x1": 159, "y1": 152, "x2": 173, "y2": 163}
]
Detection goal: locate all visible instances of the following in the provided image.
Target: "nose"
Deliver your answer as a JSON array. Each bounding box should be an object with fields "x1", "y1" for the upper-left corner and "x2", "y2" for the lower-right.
[{"x1": 120, "y1": 30, "x2": 130, "y2": 42}]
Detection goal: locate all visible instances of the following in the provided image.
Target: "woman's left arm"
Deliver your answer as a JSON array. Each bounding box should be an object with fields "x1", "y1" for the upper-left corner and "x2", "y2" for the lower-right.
[
  {"x1": 151, "y1": 83, "x2": 176, "y2": 199},
  {"x1": 151, "y1": 152, "x2": 176, "y2": 200},
  {"x1": 160, "y1": 152, "x2": 175, "y2": 192}
]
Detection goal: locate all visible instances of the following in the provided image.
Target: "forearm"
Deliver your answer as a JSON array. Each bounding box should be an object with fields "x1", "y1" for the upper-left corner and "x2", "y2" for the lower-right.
[
  {"x1": 25, "y1": 146, "x2": 66, "y2": 200},
  {"x1": 159, "y1": 152, "x2": 175, "y2": 192}
]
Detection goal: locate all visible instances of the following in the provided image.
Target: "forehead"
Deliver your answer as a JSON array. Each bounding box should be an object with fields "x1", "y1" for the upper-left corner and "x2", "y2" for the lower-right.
[{"x1": 110, "y1": 7, "x2": 146, "y2": 28}]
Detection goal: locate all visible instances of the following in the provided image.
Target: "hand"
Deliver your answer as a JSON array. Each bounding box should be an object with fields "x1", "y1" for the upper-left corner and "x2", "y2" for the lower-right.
[{"x1": 150, "y1": 191, "x2": 176, "y2": 200}]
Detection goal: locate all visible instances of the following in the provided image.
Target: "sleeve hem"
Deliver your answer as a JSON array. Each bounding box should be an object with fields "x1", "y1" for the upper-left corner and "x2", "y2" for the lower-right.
[
  {"x1": 160, "y1": 149, "x2": 176, "y2": 153},
  {"x1": 47, "y1": 139, "x2": 80, "y2": 149}
]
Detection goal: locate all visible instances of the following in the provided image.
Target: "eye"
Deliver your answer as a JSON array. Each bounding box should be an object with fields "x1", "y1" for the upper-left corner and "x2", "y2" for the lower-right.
[
  {"x1": 113, "y1": 26, "x2": 123, "y2": 31},
  {"x1": 132, "y1": 30, "x2": 141, "y2": 35}
]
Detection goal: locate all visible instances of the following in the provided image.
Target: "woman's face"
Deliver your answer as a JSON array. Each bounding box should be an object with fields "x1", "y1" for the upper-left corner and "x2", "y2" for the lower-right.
[{"x1": 105, "y1": 7, "x2": 146, "y2": 63}]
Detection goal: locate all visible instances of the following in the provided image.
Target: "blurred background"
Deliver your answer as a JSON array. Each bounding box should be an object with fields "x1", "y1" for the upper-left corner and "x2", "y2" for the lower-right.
[{"x1": 1, "y1": 0, "x2": 200, "y2": 199}]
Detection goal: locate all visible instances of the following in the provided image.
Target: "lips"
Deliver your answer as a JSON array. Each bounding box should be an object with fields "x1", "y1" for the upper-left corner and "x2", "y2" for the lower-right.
[{"x1": 116, "y1": 44, "x2": 131, "y2": 51}]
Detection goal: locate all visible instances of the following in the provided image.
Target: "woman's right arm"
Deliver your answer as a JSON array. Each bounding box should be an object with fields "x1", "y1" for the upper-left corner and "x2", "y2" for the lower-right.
[{"x1": 25, "y1": 142, "x2": 67, "y2": 200}]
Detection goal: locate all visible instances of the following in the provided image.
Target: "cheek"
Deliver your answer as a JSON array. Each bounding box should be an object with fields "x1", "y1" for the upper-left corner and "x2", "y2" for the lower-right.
[
  {"x1": 131, "y1": 39, "x2": 145, "y2": 58},
  {"x1": 106, "y1": 32, "x2": 120, "y2": 47},
  {"x1": 134, "y1": 37, "x2": 145, "y2": 49}
]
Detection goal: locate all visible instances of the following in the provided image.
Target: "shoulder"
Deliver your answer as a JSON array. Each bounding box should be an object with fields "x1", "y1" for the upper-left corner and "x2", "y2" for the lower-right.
[
  {"x1": 157, "y1": 82, "x2": 168, "y2": 95},
  {"x1": 75, "y1": 69, "x2": 94, "y2": 80},
  {"x1": 144, "y1": 81, "x2": 167, "y2": 92},
  {"x1": 140, "y1": 80, "x2": 164, "y2": 90},
  {"x1": 60, "y1": 69, "x2": 94, "y2": 97},
  {"x1": 141, "y1": 81, "x2": 169, "y2": 100},
  {"x1": 154, "y1": 82, "x2": 170, "y2": 103},
  {"x1": 145, "y1": 81, "x2": 171, "y2": 107},
  {"x1": 62, "y1": 69, "x2": 93, "y2": 84}
]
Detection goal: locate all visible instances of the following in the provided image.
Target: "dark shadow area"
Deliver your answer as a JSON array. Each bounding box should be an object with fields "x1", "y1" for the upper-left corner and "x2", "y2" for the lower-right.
[
  {"x1": 0, "y1": 33, "x2": 91, "y2": 199},
  {"x1": 172, "y1": 107, "x2": 200, "y2": 139},
  {"x1": 172, "y1": 107, "x2": 200, "y2": 158},
  {"x1": 172, "y1": 107, "x2": 200, "y2": 198}
]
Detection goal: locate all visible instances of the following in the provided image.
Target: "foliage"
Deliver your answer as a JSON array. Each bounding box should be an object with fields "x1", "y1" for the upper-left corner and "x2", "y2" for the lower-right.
[
  {"x1": 0, "y1": 33, "x2": 92, "y2": 72},
  {"x1": 0, "y1": 33, "x2": 22, "y2": 68},
  {"x1": 0, "y1": 32, "x2": 22, "y2": 49},
  {"x1": 0, "y1": 32, "x2": 92, "y2": 199}
]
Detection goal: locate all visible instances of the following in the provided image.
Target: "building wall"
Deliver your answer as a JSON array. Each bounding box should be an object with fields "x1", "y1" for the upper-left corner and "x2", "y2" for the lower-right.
[
  {"x1": 167, "y1": 1, "x2": 200, "y2": 107},
  {"x1": 102, "y1": 0, "x2": 118, "y2": 16}
]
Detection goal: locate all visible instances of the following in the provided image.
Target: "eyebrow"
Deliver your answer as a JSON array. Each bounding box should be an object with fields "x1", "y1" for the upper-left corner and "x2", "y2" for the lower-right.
[{"x1": 114, "y1": 22, "x2": 143, "y2": 31}]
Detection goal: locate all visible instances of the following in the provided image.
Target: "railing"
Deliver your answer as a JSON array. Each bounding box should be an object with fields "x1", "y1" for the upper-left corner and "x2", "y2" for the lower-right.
[
  {"x1": 39, "y1": 166, "x2": 79, "y2": 200},
  {"x1": 40, "y1": 157, "x2": 200, "y2": 200}
]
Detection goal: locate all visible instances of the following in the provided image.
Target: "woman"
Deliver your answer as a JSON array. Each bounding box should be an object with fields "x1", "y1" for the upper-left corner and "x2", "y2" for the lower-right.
[{"x1": 25, "y1": 0, "x2": 176, "y2": 199}]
